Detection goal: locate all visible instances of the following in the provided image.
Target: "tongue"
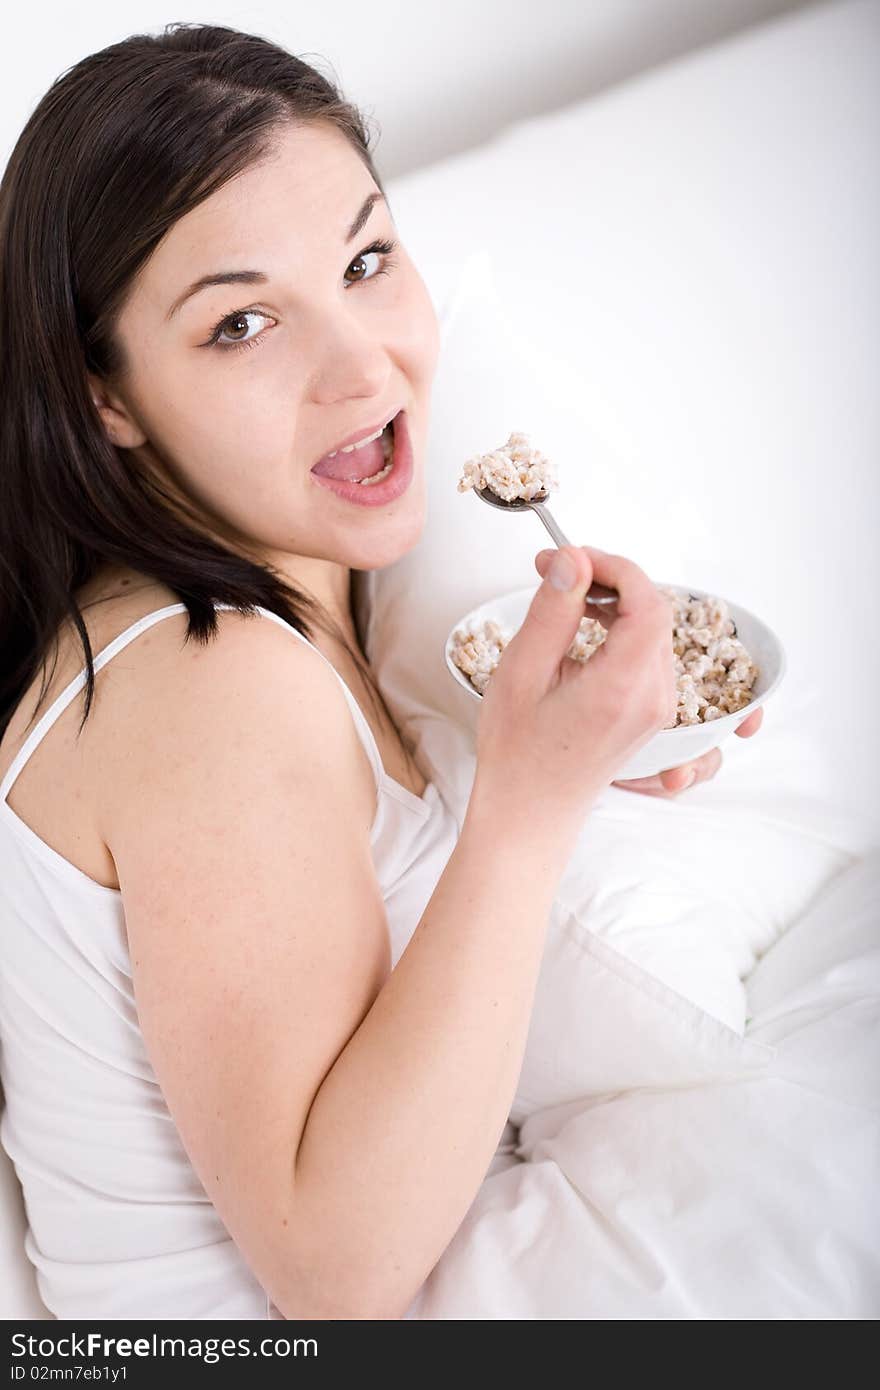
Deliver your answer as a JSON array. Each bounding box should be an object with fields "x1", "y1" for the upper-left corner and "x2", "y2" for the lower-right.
[{"x1": 312, "y1": 435, "x2": 386, "y2": 481}]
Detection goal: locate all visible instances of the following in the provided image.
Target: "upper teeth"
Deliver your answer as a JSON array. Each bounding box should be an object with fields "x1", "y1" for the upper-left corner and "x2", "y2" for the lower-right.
[{"x1": 325, "y1": 418, "x2": 391, "y2": 458}]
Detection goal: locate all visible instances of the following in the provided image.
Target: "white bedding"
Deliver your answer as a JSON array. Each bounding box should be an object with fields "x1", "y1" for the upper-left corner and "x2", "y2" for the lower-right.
[
  {"x1": 367, "y1": 0, "x2": 880, "y2": 1319},
  {"x1": 406, "y1": 852, "x2": 880, "y2": 1319}
]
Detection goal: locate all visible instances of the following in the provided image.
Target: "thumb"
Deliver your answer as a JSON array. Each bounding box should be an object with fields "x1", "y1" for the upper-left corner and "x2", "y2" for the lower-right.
[{"x1": 503, "y1": 545, "x2": 593, "y2": 694}]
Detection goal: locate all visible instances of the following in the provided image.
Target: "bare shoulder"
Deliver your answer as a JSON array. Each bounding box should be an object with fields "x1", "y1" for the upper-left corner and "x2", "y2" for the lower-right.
[
  {"x1": 1, "y1": 562, "x2": 376, "y2": 902},
  {"x1": 92, "y1": 585, "x2": 377, "y2": 849}
]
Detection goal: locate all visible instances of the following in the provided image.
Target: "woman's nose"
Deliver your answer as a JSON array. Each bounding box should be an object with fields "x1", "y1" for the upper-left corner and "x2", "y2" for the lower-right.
[{"x1": 307, "y1": 313, "x2": 391, "y2": 403}]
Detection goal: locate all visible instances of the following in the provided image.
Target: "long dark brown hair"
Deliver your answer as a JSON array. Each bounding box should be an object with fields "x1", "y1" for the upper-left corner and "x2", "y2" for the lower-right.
[{"x1": 0, "y1": 21, "x2": 399, "y2": 750}]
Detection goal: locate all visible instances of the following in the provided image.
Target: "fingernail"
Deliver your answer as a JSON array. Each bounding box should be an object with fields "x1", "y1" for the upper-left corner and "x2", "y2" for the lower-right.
[
  {"x1": 684, "y1": 769, "x2": 697, "y2": 788},
  {"x1": 548, "y1": 551, "x2": 577, "y2": 591}
]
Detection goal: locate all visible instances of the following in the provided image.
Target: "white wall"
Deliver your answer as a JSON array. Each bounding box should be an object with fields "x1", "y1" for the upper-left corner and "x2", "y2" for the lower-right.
[{"x1": 3, "y1": 0, "x2": 824, "y2": 179}]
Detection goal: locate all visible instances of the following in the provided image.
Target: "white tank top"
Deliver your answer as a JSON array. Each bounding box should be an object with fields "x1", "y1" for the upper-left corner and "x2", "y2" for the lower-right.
[{"x1": 0, "y1": 597, "x2": 461, "y2": 1319}]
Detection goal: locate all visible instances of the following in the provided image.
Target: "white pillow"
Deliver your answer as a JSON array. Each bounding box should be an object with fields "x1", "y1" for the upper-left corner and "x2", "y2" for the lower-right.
[
  {"x1": 409, "y1": 849, "x2": 880, "y2": 1318},
  {"x1": 367, "y1": 255, "x2": 856, "y2": 1107}
]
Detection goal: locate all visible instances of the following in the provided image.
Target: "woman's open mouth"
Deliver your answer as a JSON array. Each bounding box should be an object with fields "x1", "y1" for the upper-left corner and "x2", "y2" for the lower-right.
[{"x1": 309, "y1": 410, "x2": 414, "y2": 507}]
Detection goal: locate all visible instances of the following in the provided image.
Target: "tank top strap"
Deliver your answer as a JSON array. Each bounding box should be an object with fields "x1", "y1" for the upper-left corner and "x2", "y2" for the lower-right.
[
  {"x1": 0, "y1": 600, "x2": 384, "y2": 804},
  {"x1": 0, "y1": 604, "x2": 187, "y2": 803},
  {"x1": 231, "y1": 603, "x2": 385, "y2": 793}
]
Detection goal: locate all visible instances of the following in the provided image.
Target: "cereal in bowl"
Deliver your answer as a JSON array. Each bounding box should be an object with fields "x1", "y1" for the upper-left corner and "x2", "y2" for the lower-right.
[
  {"x1": 449, "y1": 619, "x2": 510, "y2": 695},
  {"x1": 456, "y1": 431, "x2": 559, "y2": 502},
  {"x1": 655, "y1": 586, "x2": 759, "y2": 728},
  {"x1": 450, "y1": 614, "x2": 607, "y2": 694},
  {"x1": 451, "y1": 586, "x2": 759, "y2": 728}
]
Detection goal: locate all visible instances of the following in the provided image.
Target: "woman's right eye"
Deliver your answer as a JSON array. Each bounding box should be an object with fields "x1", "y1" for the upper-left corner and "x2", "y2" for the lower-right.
[{"x1": 208, "y1": 309, "x2": 275, "y2": 355}]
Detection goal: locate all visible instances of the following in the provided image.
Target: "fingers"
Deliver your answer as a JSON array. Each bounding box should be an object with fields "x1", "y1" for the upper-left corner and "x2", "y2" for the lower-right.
[
  {"x1": 659, "y1": 764, "x2": 699, "y2": 792},
  {"x1": 505, "y1": 545, "x2": 596, "y2": 695},
  {"x1": 614, "y1": 746, "x2": 723, "y2": 797},
  {"x1": 659, "y1": 747, "x2": 722, "y2": 790},
  {"x1": 535, "y1": 550, "x2": 617, "y2": 634},
  {"x1": 734, "y1": 707, "x2": 764, "y2": 737},
  {"x1": 535, "y1": 547, "x2": 667, "y2": 625}
]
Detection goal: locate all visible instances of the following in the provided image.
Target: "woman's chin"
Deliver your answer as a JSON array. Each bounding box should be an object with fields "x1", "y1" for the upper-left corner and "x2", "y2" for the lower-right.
[{"x1": 356, "y1": 484, "x2": 427, "y2": 570}]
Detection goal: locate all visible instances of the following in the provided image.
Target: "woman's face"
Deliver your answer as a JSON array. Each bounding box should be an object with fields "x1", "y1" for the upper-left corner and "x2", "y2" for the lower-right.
[{"x1": 92, "y1": 120, "x2": 440, "y2": 623}]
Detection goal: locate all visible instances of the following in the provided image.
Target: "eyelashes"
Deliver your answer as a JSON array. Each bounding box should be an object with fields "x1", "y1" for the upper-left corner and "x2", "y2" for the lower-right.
[{"x1": 204, "y1": 238, "x2": 400, "y2": 356}]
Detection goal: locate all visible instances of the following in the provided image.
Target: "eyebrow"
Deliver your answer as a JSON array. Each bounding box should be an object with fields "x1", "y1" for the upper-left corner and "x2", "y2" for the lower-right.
[{"x1": 165, "y1": 191, "x2": 387, "y2": 321}]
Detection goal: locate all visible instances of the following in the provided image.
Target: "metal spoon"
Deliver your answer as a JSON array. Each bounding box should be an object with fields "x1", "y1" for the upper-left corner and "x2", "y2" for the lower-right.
[{"x1": 473, "y1": 485, "x2": 619, "y2": 607}]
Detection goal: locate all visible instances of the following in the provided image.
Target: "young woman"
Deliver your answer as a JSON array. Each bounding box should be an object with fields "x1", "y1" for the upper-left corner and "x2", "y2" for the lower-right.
[{"x1": 0, "y1": 23, "x2": 759, "y2": 1320}]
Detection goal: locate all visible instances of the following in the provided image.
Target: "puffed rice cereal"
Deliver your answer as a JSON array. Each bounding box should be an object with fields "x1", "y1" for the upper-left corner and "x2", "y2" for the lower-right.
[
  {"x1": 450, "y1": 614, "x2": 607, "y2": 695},
  {"x1": 450, "y1": 585, "x2": 759, "y2": 727},
  {"x1": 457, "y1": 431, "x2": 560, "y2": 502},
  {"x1": 654, "y1": 586, "x2": 759, "y2": 728}
]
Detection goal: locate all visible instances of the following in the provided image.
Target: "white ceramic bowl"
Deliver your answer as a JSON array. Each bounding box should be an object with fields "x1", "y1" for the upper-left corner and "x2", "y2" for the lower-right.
[{"x1": 445, "y1": 581, "x2": 787, "y2": 781}]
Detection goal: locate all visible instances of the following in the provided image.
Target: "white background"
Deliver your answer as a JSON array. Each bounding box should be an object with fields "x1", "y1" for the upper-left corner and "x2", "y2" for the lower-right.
[{"x1": 3, "y1": 0, "x2": 820, "y2": 178}]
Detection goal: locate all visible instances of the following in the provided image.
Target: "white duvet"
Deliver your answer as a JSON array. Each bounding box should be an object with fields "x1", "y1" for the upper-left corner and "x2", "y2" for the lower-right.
[
  {"x1": 388, "y1": 715, "x2": 880, "y2": 1317},
  {"x1": 368, "y1": 0, "x2": 880, "y2": 1319},
  {"x1": 411, "y1": 852, "x2": 880, "y2": 1318}
]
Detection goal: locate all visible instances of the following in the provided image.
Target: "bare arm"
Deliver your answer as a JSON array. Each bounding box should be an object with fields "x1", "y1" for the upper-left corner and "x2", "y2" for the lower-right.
[
  {"x1": 103, "y1": 610, "x2": 575, "y2": 1322},
  {"x1": 290, "y1": 772, "x2": 573, "y2": 1318}
]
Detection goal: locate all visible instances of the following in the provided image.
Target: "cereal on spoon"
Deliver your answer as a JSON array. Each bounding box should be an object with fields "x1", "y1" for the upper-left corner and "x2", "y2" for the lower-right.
[
  {"x1": 456, "y1": 431, "x2": 606, "y2": 685},
  {"x1": 457, "y1": 430, "x2": 560, "y2": 502},
  {"x1": 453, "y1": 431, "x2": 760, "y2": 727}
]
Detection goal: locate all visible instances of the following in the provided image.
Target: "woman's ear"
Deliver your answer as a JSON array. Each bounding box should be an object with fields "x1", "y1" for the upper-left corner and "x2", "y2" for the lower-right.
[{"x1": 87, "y1": 372, "x2": 148, "y2": 448}]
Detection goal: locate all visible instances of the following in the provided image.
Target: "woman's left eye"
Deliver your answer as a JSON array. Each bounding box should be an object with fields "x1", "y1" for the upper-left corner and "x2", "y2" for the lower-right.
[{"x1": 205, "y1": 237, "x2": 399, "y2": 356}]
